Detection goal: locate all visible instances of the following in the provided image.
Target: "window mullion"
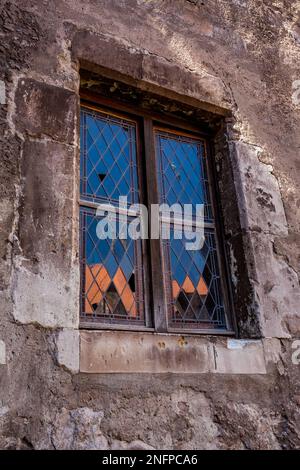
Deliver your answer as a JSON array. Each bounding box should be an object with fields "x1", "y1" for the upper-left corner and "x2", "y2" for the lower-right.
[{"x1": 143, "y1": 117, "x2": 168, "y2": 333}]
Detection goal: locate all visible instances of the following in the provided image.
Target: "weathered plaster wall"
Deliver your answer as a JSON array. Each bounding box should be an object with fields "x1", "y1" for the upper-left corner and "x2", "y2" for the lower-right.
[{"x1": 0, "y1": 0, "x2": 300, "y2": 449}]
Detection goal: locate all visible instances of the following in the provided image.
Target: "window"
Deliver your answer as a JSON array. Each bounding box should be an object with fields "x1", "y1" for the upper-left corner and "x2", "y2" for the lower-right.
[{"x1": 79, "y1": 97, "x2": 232, "y2": 333}]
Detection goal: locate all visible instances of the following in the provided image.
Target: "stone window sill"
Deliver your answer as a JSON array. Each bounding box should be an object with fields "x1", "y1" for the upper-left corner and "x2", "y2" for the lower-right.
[{"x1": 79, "y1": 330, "x2": 267, "y2": 374}]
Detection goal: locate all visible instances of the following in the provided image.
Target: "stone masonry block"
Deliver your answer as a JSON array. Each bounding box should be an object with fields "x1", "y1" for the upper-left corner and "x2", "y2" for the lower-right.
[
  {"x1": 15, "y1": 78, "x2": 76, "y2": 144},
  {"x1": 80, "y1": 331, "x2": 268, "y2": 375},
  {"x1": 13, "y1": 262, "x2": 79, "y2": 329},
  {"x1": 72, "y1": 31, "x2": 143, "y2": 81},
  {"x1": 213, "y1": 339, "x2": 267, "y2": 374},
  {"x1": 80, "y1": 330, "x2": 214, "y2": 374},
  {"x1": 0, "y1": 340, "x2": 6, "y2": 365},
  {"x1": 19, "y1": 140, "x2": 75, "y2": 263},
  {"x1": 231, "y1": 141, "x2": 288, "y2": 236},
  {"x1": 56, "y1": 329, "x2": 79, "y2": 374}
]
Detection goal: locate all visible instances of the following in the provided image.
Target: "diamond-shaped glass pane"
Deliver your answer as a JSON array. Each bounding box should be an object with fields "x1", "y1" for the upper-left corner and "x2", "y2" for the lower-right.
[
  {"x1": 80, "y1": 107, "x2": 139, "y2": 206},
  {"x1": 80, "y1": 208, "x2": 145, "y2": 324}
]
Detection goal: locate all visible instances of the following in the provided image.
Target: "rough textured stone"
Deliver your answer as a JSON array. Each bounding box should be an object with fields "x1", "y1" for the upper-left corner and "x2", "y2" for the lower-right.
[
  {"x1": 56, "y1": 329, "x2": 79, "y2": 374},
  {"x1": 232, "y1": 141, "x2": 288, "y2": 236},
  {"x1": 18, "y1": 140, "x2": 76, "y2": 264},
  {"x1": 50, "y1": 407, "x2": 108, "y2": 450},
  {"x1": 0, "y1": 134, "x2": 21, "y2": 290},
  {"x1": 80, "y1": 331, "x2": 268, "y2": 375},
  {"x1": 0, "y1": 80, "x2": 5, "y2": 104},
  {"x1": 250, "y1": 233, "x2": 300, "y2": 338},
  {"x1": 110, "y1": 439, "x2": 155, "y2": 450},
  {"x1": 214, "y1": 403, "x2": 281, "y2": 450},
  {"x1": 0, "y1": 0, "x2": 299, "y2": 451},
  {"x1": 213, "y1": 339, "x2": 266, "y2": 374},
  {"x1": 11, "y1": 138, "x2": 79, "y2": 329},
  {"x1": 0, "y1": 1, "x2": 43, "y2": 73},
  {"x1": 100, "y1": 389, "x2": 219, "y2": 450},
  {"x1": 0, "y1": 340, "x2": 6, "y2": 365},
  {"x1": 12, "y1": 262, "x2": 78, "y2": 329},
  {"x1": 80, "y1": 330, "x2": 213, "y2": 374},
  {"x1": 72, "y1": 30, "x2": 143, "y2": 82},
  {"x1": 14, "y1": 79, "x2": 76, "y2": 144},
  {"x1": 73, "y1": 29, "x2": 231, "y2": 114},
  {"x1": 141, "y1": 54, "x2": 231, "y2": 111}
]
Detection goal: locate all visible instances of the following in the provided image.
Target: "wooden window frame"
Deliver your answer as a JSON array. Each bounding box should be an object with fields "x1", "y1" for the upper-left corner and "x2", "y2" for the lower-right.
[{"x1": 79, "y1": 90, "x2": 235, "y2": 335}]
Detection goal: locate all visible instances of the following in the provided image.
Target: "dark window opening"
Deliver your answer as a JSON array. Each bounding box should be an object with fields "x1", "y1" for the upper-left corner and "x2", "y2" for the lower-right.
[{"x1": 79, "y1": 89, "x2": 234, "y2": 334}]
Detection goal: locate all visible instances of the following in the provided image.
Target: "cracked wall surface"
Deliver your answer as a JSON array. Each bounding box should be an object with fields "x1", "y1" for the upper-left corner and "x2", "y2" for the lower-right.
[{"x1": 0, "y1": 0, "x2": 299, "y2": 450}]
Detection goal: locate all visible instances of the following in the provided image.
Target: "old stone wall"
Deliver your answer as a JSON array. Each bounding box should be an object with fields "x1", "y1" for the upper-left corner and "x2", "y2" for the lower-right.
[{"x1": 0, "y1": 0, "x2": 299, "y2": 449}]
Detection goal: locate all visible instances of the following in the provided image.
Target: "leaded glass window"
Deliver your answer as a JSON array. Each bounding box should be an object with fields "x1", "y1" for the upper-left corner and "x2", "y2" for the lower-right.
[
  {"x1": 80, "y1": 106, "x2": 145, "y2": 326},
  {"x1": 79, "y1": 99, "x2": 232, "y2": 333},
  {"x1": 155, "y1": 130, "x2": 226, "y2": 329}
]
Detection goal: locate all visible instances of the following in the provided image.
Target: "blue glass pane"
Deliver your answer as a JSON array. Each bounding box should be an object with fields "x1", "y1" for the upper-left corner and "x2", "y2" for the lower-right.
[
  {"x1": 80, "y1": 108, "x2": 138, "y2": 205},
  {"x1": 156, "y1": 132, "x2": 213, "y2": 222}
]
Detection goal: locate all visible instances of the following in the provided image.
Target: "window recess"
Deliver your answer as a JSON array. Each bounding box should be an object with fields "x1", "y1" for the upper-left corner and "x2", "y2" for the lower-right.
[{"x1": 79, "y1": 96, "x2": 234, "y2": 334}]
